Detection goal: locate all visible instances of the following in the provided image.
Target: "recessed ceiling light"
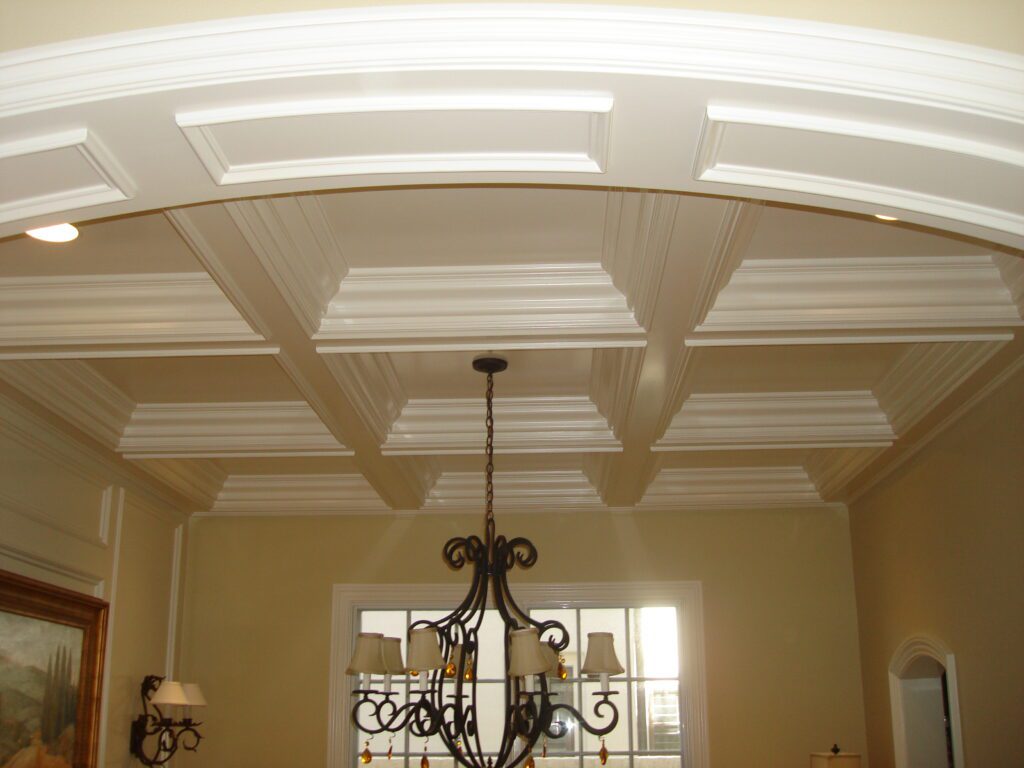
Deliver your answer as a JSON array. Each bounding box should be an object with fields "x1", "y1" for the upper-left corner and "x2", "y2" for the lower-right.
[
  {"x1": 25, "y1": 223, "x2": 79, "y2": 242},
  {"x1": 873, "y1": 214, "x2": 899, "y2": 222}
]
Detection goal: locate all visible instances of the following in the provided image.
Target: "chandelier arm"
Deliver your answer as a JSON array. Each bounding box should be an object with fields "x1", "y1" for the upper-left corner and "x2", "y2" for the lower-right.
[{"x1": 546, "y1": 694, "x2": 620, "y2": 738}]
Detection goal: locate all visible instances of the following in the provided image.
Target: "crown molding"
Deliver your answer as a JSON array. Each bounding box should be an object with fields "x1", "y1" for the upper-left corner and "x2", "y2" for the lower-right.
[
  {"x1": 638, "y1": 466, "x2": 826, "y2": 509},
  {"x1": 655, "y1": 390, "x2": 895, "y2": 451},
  {"x1": 203, "y1": 473, "x2": 388, "y2": 516},
  {"x1": 993, "y1": 253, "x2": 1024, "y2": 313},
  {"x1": 131, "y1": 458, "x2": 225, "y2": 511},
  {"x1": 875, "y1": 340, "x2": 1007, "y2": 435},
  {"x1": 804, "y1": 447, "x2": 888, "y2": 501},
  {"x1": 0, "y1": 272, "x2": 265, "y2": 353},
  {"x1": 225, "y1": 196, "x2": 348, "y2": 336},
  {"x1": 2, "y1": 6, "x2": 1020, "y2": 123},
  {"x1": 321, "y1": 353, "x2": 407, "y2": 446},
  {"x1": 589, "y1": 347, "x2": 646, "y2": 441},
  {"x1": 695, "y1": 255, "x2": 1023, "y2": 336},
  {"x1": 383, "y1": 396, "x2": 620, "y2": 455},
  {"x1": 315, "y1": 263, "x2": 645, "y2": 352},
  {"x1": 118, "y1": 401, "x2": 353, "y2": 458},
  {"x1": 0, "y1": 359, "x2": 134, "y2": 448},
  {"x1": 424, "y1": 470, "x2": 604, "y2": 512},
  {"x1": 601, "y1": 190, "x2": 678, "y2": 331}
]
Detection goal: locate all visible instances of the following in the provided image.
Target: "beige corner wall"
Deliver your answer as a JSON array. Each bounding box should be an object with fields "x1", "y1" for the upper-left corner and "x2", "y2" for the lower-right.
[
  {"x1": 178, "y1": 504, "x2": 866, "y2": 768},
  {"x1": 0, "y1": 386, "x2": 190, "y2": 768},
  {"x1": 849, "y1": 363, "x2": 1024, "y2": 767},
  {"x1": 2, "y1": 0, "x2": 1023, "y2": 54}
]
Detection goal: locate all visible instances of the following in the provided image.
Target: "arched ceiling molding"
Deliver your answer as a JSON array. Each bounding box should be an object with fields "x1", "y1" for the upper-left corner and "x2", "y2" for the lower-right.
[{"x1": 1, "y1": 5, "x2": 1022, "y2": 246}]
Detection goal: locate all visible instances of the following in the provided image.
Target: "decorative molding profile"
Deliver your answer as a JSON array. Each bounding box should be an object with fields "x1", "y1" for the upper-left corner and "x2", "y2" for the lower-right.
[
  {"x1": 225, "y1": 197, "x2": 349, "y2": 335},
  {"x1": 804, "y1": 447, "x2": 888, "y2": 501},
  {"x1": 589, "y1": 347, "x2": 646, "y2": 440},
  {"x1": 0, "y1": 272, "x2": 267, "y2": 354},
  {"x1": 875, "y1": 340, "x2": 1007, "y2": 435},
  {"x1": 315, "y1": 263, "x2": 645, "y2": 352},
  {"x1": 179, "y1": 93, "x2": 612, "y2": 183},
  {"x1": 888, "y1": 635, "x2": 965, "y2": 768},
  {"x1": 638, "y1": 466, "x2": 826, "y2": 509},
  {"x1": 0, "y1": 359, "x2": 134, "y2": 447},
  {"x1": 118, "y1": 401, "x2": 353, "y2": 458},
  {"x1": 383, "y1": 396, "x2": 620, "y2": 455},
  {"x1": 424, "y1": 470, "x2": 604, "y2": 512},
  {"x1": 131, "y1": 459, "x2": 226, "y2": 511},
  {"x1": 993, "y1": 252, "x2": 1024, "y2": 313},
  {"x1": 321, "y1": 353, "x2": 407, "y2": 445},
  {"x1": 601, "y1": 190, "x2": 678, "y2": 330},
  {"x1": 695, "y1": 104, "x2": 1024, "y2": 237},
  {"x1": 655, "y1": 391, "x2": 896, "y2": 451},
  {"x1": 0, "y1": 127, "x2": 133, "y2": 224},
  {"x1": 203, "y1": 474, "x2": 388, "y2": 516},
  {"x1": 692, "y1": 255, "x2": 1024, "y2": 342},
  {"x1": 2, "y1": 7, "x2": 1020, "y2": 125}
]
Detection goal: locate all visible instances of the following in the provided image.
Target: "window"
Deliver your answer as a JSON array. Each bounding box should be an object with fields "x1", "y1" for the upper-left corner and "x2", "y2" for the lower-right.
[{"x1": 330, "y1": 584, "x2": 708, "y2": 768}]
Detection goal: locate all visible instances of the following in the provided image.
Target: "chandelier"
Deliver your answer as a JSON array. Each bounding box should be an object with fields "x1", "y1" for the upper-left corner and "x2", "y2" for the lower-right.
[{"x1": 346, "y1": 356, "x2": 624, "y2": 768}]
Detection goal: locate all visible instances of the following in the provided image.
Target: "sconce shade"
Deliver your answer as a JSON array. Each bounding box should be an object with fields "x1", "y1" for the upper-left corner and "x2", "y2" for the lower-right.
[
  {"x1": 407, "y1": 627, "x2": 445, "y2": 671},
  {"x1": 347, "y1": 632, "x2": 388, "y2": 675},
  {"x1": 181, "y1": 683, "x2": 207, "y2": 707},
  {"x1": 508, "y1": 628, "x2": 550, "y2": 677},
  {"x1": 581, "y1": 632, "x2": 624, "y2": 675},
  {"x1": 150, "y1": 680, "x2": 191, "y2": 707},
  {"x1": 382, "y1": 637, "x2": 407, "y2": 675}
]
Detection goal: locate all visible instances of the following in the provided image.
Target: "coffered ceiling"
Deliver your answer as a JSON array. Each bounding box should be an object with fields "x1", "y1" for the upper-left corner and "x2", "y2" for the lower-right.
[{"x1": 0, "y1": 6, "x2": 1021, "y2": 517}]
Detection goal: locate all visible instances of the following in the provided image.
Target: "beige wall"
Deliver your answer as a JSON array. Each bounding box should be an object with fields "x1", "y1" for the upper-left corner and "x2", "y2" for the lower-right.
[
  {"x1": 2, "y1": 0, "x2": 1023, "y2": 54},
  {"x1": 179, "y1": 505, "x2": 866, "y2": 768},
  {"x1": 849, "y1": 363, "x2": 1024, "y2": 767},
  {"x1": 0, "y1": 387, "x2": 189, "y2": 768}
]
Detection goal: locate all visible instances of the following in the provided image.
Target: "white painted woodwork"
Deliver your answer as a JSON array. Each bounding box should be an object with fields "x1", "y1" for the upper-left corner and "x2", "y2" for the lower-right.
[
  {"x1": 695, "y1": 105, "x2": 1024, "y2": 237},
  {"x1": 656, "y1": 391, "x2": 895, "y2": 451},
  {"x1": 322, "y1": 353, "x2": 407, "y2": 445},
  {"x1": 695, "y1": 256, "x2": 1023, "y2": 337},
  {"x1": 805, "y1": 448, "x2": 888, "y2": 502},
  {"x1": 639, "y1": 467, "x2": 825, "y2": 509},
  {"x1": 424, "y1": 471, "x2": 604, "y2": 511},
  {"x1": 0, "y1": 273, "x2": 265, "y2": 352},
  {"x1": 384, "y1": 396, "x2": 620, "y2": 455},
  {"x1": 0, "y1": 128, "x2": 133, "y2": 224},
  {"x1": 118, "y1": 401, "x2": 352, "y2": 458},
  {"x1": 316, "y1": 263, "x2": 645, "y2": 351},
  {"x1": 206, "y1": 474, "x2": 388, "y2": 515},
  {"x1": 875, "y1": 341, "x2": 1006, "y2": 435},
  {"x1": 178, "y1": 93, "x2": 612, "y2": 183}
]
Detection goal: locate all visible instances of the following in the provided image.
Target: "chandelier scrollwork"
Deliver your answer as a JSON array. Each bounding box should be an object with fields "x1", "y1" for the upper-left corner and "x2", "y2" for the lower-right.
[{"x1": 347, "y1": 356, "x2": 624, "y2": 768}]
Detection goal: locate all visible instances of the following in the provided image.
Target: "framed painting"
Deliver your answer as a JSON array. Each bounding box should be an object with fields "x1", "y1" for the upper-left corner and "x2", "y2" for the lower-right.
[{"x1": 0, "y1": 569, "x2": 108, "y2": 768}]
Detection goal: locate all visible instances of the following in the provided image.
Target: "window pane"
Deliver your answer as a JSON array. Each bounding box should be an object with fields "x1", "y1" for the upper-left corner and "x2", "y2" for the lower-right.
[
  {"x1": 472, "y1": 609, "x2": 507, "y2": 680},
  {"x1": 468, "y1": 682, "x2": 507, "y2": 752},
  {"x1": 631, "y1": 680, "x2": 681, "y2": 753},
  {"x1": 543, "y1": 675, "x2": 579, "y2": 754},
  {"x1": 629, "y1": 608, "x2": 678, "y2": 679},
  {"x1": 581, "y1": 680, "x2": 629, "y2": 753},
  {"x1": 634, "y1": 756, "x2": 681, "y2": 768}
]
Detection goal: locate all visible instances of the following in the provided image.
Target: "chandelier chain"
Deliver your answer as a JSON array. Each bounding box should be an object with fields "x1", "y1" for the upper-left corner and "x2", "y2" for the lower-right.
[{"x1": 485, "y1": 371, "x2": 495, "y2": 533}]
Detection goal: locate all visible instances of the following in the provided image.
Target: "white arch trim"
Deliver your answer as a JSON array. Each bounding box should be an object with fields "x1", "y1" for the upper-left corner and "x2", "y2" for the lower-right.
[
  {"x1": 1, "y1": 5, "x2": 1022, "y2": 245},
  {"x1": 888, "y1": 634, "x2": 965, "y2": 768}
]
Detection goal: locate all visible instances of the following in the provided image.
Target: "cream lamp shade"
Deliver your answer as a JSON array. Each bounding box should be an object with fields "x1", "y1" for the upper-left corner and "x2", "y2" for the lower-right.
[
  {"x1": 150, "y1": 681, "x2": 191, "y2": 707},
  {"x1": 347, "y1": 632, "x2": 388, "y2": 675},
  {"x1": 382, "y1": 637, "x2": 407, "y2": 675},
  {"x1": 181, "y1": 683, "x2": 207, "y2": 707},
  {"x1": 407, "y1": 628, "x2": 445, "y2": 671},
  {"x1": 581, "y1": 633, "x2": 624, "y2": 675},
  {"x1": 508, "y1": 628, "x2": 550, "y2": 677},
  {"x1": 539, "y1": 642, "x2": 559, "y2": 675}
]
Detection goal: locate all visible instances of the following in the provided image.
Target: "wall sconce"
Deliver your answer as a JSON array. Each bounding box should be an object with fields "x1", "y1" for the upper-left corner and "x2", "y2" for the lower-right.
[{"x1": 130, "y1": 674, "x2": 206, "y2": 766}]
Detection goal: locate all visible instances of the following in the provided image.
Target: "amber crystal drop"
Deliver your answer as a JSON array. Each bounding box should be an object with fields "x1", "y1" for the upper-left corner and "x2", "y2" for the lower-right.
[
  {"x1": 599, "y1": 741, "x2": 608, "y2": 766},
  {"x1": 557, "y1": 657, "x2": 568, "y2": 681},
  {"x1": 421, "y1": 755, "x2": 430, "y2": 768},
  {"x1": 360, "y1": 745, "x2": 373, "y2": 764},
  {"x1": 445, "y1": 661, "x2": 457, "y2": 678},
  {"x1": 463, "y1": 659, "x2": 474, "y2": 682},
  {"x1": 387, "y1": 744, "x2": 393, "y2": 761},
  {"x1": 542, "y1": 741, "x2": 548, "y2": 759},
  {"x1": 456, "y1": 740, "x2": 463, "y2": 756},
  {"x1": 525, "y1": 754, "x2": 536, "y2": 768}
]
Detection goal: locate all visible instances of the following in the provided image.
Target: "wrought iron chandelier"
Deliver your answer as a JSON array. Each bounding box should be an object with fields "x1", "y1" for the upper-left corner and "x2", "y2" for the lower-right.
[{"x1": 347, "y1": 356, "x2": 624, "y2": 768}]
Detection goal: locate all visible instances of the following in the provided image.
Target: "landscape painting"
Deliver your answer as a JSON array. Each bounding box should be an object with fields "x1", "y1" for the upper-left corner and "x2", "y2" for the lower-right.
[
  {"x1": 0, "y1": 570, "x2": 108, "y2": 768},
  {"x1": 0, "y1": 611, "x2": 84, "y2": 768}
]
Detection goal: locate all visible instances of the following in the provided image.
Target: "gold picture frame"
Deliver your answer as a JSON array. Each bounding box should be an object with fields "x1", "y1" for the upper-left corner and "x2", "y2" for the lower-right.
[{"x1": 0, "y1": 568, "x2": 108, "y2": 768}]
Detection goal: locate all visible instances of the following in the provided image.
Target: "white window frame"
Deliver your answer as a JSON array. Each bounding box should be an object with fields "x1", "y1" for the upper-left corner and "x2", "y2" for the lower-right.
[{"x1": 328, "y1": 582, "x2": 709, "y2": 768}]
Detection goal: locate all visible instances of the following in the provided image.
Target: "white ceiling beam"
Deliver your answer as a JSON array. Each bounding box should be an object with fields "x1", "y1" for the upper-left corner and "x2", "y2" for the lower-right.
[
  {"x1": 166, "y1": 204, "x2": 435, "y2": 508},
  {"x1": 638, "y1": 466, "x2": 827, "y2": 510},
  {"x1": 315, "y1": 263, "x2": 645, "y2": 352},
  {"x1": 204, "y1": 474, "x2": 388, "y2": 516},
  {"x1": 0, "y1": 272, "x2": 270, "y2": 358},
  {"x1": 131, "y1": 458, "x2": 226, "y2": 511},
  {"x1": 424, "y1": 471, "x2": 604, "y2": 512},
  {"x1": 655, "y1": 391, "x2": 895, "y2": 452},
  {"x1": 805, "y1": 447, "x2": 888, "y2": 502},
  {"x1": 118, "y1": 401, "x2": 353, "y2": 459},
  {"x1": 322, "y1": 353, "x2": 407, "y2": 446},
  {"x1": 383, "y1": 396, "x2": 620, "y2": 456}
]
